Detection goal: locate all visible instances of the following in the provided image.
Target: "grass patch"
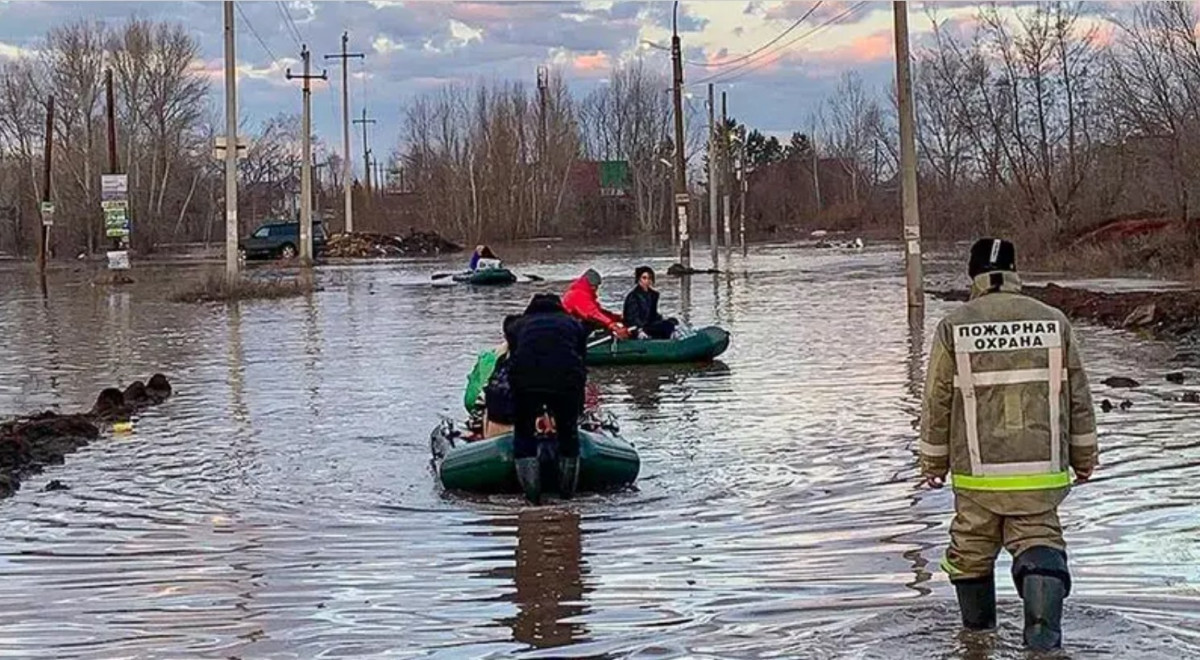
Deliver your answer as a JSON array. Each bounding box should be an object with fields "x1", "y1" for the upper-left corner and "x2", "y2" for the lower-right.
[
  {"x1": 1025, "y1": 227, "x2": 1200, "y2": 282},
  {"x1": 171, "y1": 272, "x2": 315, "y2": 303}
]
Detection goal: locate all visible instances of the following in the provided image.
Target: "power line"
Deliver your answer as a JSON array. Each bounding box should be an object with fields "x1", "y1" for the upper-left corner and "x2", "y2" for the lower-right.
[
  {"x1": 236, "y1": 2, "x2": 280, "y2": 65},
  {"x1": 697, "y1": 1, "x2": 870, "y2": 86},
  {"x1": 684, "y1": 1, "x2": 823, "y2": 70},
  {"x1": 276, "y1": 1, "x2": 304, "y2": 49}
]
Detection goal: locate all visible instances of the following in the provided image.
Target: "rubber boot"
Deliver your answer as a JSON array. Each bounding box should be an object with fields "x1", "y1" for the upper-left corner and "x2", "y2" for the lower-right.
[
  {"x1": 557, "y1": 456, "x2": 580, "y2": 499},
  {"x1": 1013, "y1": 546, "x2": 1071, "y2": 652},
  {"x1": 953, "y1": 575, "x2": 997, "y2": 630},
  {"x1": 1021, "y1": 575, "x2": 1065, "y2": 651},
  {"x1": 515, "y1": 457, "x2": 541, "y2": 505}
]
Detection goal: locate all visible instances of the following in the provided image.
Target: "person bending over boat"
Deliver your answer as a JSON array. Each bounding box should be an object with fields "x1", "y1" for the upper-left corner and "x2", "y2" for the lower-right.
[
  {"x1": 464, "y1": 314, "x2": 521, "y2": 438},
  {"x1": 562, "y1": 268, "x2": 630, "y2": 339},
  {"x1": 508, "y1": 293, "x2": 589, "y2": 503},
  {"x1": 468, "y1": 245, "x2": 499, "y2": 271},
  {"x1": 623, "y1": 266, "x2": 678, "y2": 340}
]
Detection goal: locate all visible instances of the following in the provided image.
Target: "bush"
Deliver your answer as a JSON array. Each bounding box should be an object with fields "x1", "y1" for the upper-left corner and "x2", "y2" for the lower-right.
[{"x1": 171, "y1": 272, "x2": 315, "y2": 303}]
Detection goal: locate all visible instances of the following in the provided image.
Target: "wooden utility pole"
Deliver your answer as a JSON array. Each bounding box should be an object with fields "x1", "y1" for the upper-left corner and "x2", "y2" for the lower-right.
[
  {"x1": 105, "y1": 70, "x2": 117, "y2": 174},
  {"x1": 37, "y1": 95, "x2": 54, "y2": 273},
  {"x1": 721, "y1": 91, "x2": 732, "y2": 250},
  {"x1": 536, "y1": 65, "x2": 548, "y2": 235},
  {"x1": 894, "y1": 1, "x2": 924, "y2": 308},
  {"x1": 707, "y1": 83, "x2": 718, "y2": 270},
  {"x1": 670, "y1": 0, "x2": 690, "y2": 268},
  {"x1": 286, "y1": 45, "x2": 327, "y2": 265},
  {"x1": 353, "y1": 108, "x2": 376, "y2": 196},
  {"x1": 223, "y1": 1, "x2": 239, "y2": 279},
  {"x1": 324, "y1": 32, "x2": 363, "y2": 234}
]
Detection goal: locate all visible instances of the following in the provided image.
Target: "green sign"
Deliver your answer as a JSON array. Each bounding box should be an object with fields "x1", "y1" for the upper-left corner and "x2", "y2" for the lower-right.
[
  {"x1": 103, "y1": 201, "x2": 130, "y2": 238},
  {"x1": 599, "y1": 160, "x2": 629, "y2": 191},
  {"x1": 40, "y1": 201, "x2": 54, "y2": 226}
]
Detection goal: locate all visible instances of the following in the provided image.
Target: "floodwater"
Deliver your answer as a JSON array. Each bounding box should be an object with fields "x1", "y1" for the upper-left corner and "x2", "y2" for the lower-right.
[{"x1": 1, "y1": 242, "x2": 1199, "y2": 659}]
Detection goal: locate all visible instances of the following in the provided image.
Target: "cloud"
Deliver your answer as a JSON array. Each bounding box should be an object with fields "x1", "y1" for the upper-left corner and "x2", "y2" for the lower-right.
[{"x1": 0, "y1": 40, "x2": 30, "y2": 59}]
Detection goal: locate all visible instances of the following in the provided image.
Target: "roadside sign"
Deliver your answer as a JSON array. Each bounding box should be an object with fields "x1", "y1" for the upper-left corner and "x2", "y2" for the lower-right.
[
  {"x1": 101, "y1": 174, "x2": 127, "y2": 201},
  {"x1": 103, "y1": 201, "x2": 130, "y2": 238},
  {"x1": 40, "y1": 201, "x2": 54, "y2": 226}
]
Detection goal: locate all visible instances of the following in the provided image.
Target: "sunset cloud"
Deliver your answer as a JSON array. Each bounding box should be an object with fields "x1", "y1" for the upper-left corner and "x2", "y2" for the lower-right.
[{"x1": 0, "y1": 0, "x2": 1138, "y2": 173}]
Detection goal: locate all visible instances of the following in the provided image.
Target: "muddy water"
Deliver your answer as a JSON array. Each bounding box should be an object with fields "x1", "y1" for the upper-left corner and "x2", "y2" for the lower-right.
[{"x1": 1, "y1": 243, "x2": 1199, "y2": 659}]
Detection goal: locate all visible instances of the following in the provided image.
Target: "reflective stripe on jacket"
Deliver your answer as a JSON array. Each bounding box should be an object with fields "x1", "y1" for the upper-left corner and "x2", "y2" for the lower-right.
[{"x1": 920, "y1": 271, "x2": 1099, "y2": 515}]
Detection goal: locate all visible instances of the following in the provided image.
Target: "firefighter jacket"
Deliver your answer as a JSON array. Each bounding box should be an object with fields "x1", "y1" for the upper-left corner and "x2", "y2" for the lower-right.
[{"x1": 920, "y1": 271, "x2": 1099, "y2": 515}]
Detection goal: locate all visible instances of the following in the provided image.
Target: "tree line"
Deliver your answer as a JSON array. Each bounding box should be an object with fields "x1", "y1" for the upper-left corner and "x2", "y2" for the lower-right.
[
  {"x1": 5, "y1": 3, "x2": 1200, "y2": 257},
  {"x1": 0, "y1": 19, "x2": 347, "y2": 257}
]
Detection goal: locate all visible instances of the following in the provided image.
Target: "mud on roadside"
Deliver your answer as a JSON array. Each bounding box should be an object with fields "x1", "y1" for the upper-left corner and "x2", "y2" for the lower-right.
[{"x1": 0, "y1": 374, "x2": 172, "y2": 499}]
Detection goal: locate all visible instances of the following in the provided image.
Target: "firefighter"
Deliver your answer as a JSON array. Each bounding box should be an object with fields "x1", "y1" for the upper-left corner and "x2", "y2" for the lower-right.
[{"x1": 920, "y1": 238, "x2": 1099, "y2": 651}]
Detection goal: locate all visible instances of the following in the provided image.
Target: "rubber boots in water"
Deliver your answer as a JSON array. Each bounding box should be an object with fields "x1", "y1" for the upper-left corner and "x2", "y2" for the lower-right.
[
  {"x1": 1013, "y1": 546, "x2": 1071, "y2": 652},
  {"x1": 515, "y1": 457, "x2": 541, "y2": 504},
  {"x1": 558, "y1": 456, "x2": 580, "y2": 499},
  {"x1": 952, "y1": 574, "x2": 997, "y2": 630}
]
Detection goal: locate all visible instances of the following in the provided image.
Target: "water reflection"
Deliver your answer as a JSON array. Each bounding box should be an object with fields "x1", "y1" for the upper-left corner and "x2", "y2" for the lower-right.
[
  {"x1": 1, "y1": 249, "x2": 1199, "y2": 658},
  {"x1": 502, "y1": 508, "x2": 590, "y2": 650},
  {"x1": 600, "y1": 361, "x2": 731, "y2": 414},
  {"x1": 227, "y1": 302, "x2": 249, "y2": 434}
]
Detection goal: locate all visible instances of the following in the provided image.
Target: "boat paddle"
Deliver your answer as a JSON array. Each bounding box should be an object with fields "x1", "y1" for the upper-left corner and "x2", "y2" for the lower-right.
[{"x1": 587, "y1": 327, "x2": 638, "y2": 349}]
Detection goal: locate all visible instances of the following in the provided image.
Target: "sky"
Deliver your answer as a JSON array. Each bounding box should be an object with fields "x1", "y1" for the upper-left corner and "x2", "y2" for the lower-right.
[{"x1": 0, "y1": 1, "x2": 1129, "y2": 178}]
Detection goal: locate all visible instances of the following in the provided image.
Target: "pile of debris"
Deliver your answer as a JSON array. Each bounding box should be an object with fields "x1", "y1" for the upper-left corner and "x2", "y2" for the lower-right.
[
  {"x1": 325, "y1": 230, "x2": 462, "y2": 258},
  {"x1": 0, "y1": 374, "x2": 173, "y2": 498}
]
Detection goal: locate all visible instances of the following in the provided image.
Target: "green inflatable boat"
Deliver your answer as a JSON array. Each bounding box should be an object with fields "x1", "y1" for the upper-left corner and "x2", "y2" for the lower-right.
[
  {"x1": 586, "y1": 325, "x2": 730, "y2": 366},
  {"x1": 451, "y1": 267, "x2": 517, "y2": 285},
  {"x1": 431, "y1": 419, "x2": 639, "y2": 495}
]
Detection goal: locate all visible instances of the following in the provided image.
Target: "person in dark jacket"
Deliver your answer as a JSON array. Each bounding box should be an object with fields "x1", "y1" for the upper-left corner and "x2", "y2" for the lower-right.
[
  {"x1": 622, "y1": 266, "x2": 678, "y2": 340},
  {"x1": 508, "y1": 293, "x2": 589, "y2": 502}
]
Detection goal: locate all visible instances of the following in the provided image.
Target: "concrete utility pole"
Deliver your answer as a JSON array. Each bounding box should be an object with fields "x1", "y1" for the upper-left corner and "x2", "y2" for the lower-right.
[
  {"x1": 812, "y1": 136, "x2": 822, "y2": 213},
  {"x1": 223, "y1": 0, "x2": 239, "y2": 279},
  {"x1": 737, "y1": 152, "x2": 747, "y2": 257},
  {"x1": 721, "y1": 90, "x2": 731, "y2": 250},
  {"x1": 353, "y1": 108, "x2": 376, "y2": 196},
  {"x1": 671, "y1": 1, "x2": 690, "y2": 268},
  {"x1": 707, "y1": 83, "x2": 718, "y2": 270},
  {"x1": 536, "y1": 65, "x2": 548, "y2": 235},
  {"x1": 894, "y1": 1, "x2": 924, "y2": 308},
  {"x1": 286, "y1": 45, "x2": 327, "y2": 266},
  {"x1": 37, "y1": 95, "x2": 54, "y2": 274},
  {"x1": 325, "y1": 32, "x2": 363, "y2": 235}
]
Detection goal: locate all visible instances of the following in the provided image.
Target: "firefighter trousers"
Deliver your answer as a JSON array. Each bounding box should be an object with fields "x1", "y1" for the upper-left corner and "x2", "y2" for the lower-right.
[{"x1": 942, "y1": 494, "x2": 1065, "y2": 580}]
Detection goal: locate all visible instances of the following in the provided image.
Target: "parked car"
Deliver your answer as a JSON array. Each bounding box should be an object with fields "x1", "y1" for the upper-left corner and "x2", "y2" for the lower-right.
[{"x1": 239, "y1": 220, "x2": 327, "y2": 261}]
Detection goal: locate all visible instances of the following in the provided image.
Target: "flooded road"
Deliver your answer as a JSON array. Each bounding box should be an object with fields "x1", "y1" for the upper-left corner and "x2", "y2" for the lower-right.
[{"x1": 1, "y1": 243, "x2": 1199, "y2": 658}]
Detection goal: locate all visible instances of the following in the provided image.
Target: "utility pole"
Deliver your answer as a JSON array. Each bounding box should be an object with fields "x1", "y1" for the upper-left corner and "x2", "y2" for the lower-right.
[
  {"x1": 721, "y1": 90, "x2": 732, "y2": 250},
  {"x1": 223, "y1": 0, "x2": 239, "y2": 279},
  {"x1": 737, "y1": 151, "x2": 747, "y2": 257},
  {"x1": 354, "y1": 108, "x2": 376, "y2": 196},
  {"x1": 671, "y1": 0, "x2": 690, "y2": 268},
  {"x1": 707, "y1": 83, "x2": 718, "y2": 270},
  {"x1": 105, "y1": 70, "x2": 117, "y2": 175},
  {"x1": 286, "y1": 45, "x2": 327, "y2": 266},
  {"x1": 894, "y1": 1, "x2": 924, "y2": 308},
  {"x1": 37, "y1": 95, "x2": 54, "y2": 274},
  {"x1": 812, "y1": 136, "x2": 822, "y2": 213},
  {"x1": 536, "y1": 65, "x2": 548, "y2": 235},
  {"x1": 324, "y1": 32, "x2": 363, "y2": 235}
]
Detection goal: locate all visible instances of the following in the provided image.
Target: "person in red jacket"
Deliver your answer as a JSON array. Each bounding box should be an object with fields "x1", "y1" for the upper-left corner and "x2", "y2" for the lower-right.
[{"x1": 562, "y1": 269, "x2": 630, "y2": 339}]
